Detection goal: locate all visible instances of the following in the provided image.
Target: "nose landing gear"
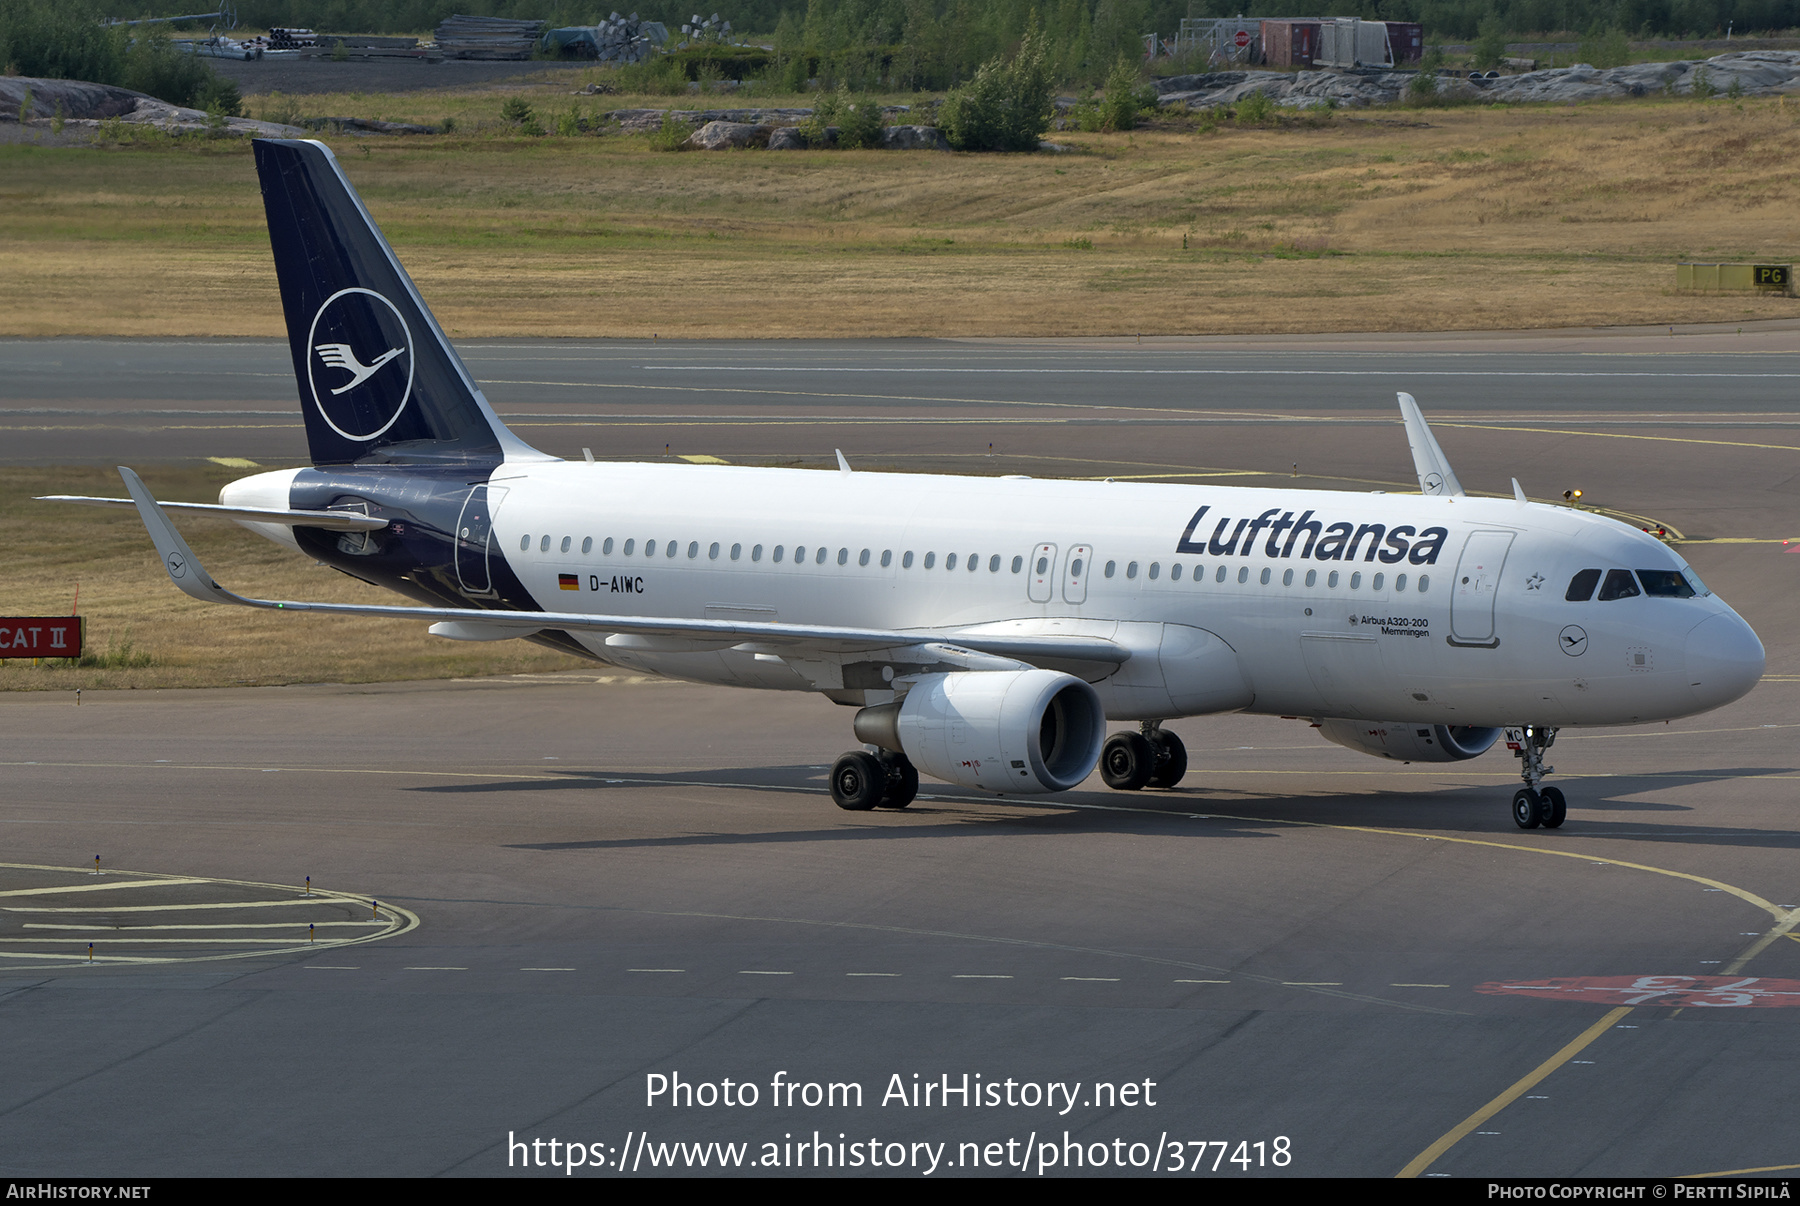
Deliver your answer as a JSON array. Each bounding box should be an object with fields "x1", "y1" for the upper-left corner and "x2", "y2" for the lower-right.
[{"x1": 1506, "y1": 725, "x2": 1565, "y2": 829}]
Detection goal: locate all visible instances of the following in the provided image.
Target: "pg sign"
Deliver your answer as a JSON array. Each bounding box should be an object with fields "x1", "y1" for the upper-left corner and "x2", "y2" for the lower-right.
[
  {"x1": 1754, "y1": 264, "x2": 1791, "y2": 290},
  {"x1": 0, "y1": 617, "x2": 84, "y2": 658}
]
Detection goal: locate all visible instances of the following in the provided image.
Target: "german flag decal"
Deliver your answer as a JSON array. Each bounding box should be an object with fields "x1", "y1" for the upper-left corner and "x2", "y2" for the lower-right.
[{"x1": 558, "y1": 573, "x2": 580, "y2": 591}]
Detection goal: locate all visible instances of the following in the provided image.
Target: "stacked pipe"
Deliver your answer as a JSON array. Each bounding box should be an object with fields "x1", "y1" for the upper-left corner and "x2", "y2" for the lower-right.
[{"x1": 433, "y1": 14, "x2": 547, "y2": 60}]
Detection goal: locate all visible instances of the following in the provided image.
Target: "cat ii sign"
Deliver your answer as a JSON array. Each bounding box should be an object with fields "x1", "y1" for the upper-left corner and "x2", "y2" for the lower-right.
[{"x1": 0, "y1": 618, "x2": 84, "y2": 658}]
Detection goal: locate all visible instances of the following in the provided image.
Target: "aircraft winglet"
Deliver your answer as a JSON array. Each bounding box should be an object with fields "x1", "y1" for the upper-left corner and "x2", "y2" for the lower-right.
[
  {"x1": 1397, "y1": 392, "x2": 1464, "y2": 497},
  {"x1": 117, "y1": 466, "x2": 253, "y2": 607}
]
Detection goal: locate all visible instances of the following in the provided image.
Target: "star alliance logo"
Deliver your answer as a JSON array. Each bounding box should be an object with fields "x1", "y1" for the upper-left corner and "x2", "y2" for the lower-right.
[{"x1": 305, "y1": 287, "x2": 415, "y2": 443}]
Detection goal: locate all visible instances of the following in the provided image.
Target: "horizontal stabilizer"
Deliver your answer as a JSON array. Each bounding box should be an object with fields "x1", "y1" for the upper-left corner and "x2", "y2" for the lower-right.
[
  {"x1": 1397, "y1": 392, "x2": 1464, "y2": 497},
  {"x1": 39, "y1": 495, "x2": 387, "y2": 532}
]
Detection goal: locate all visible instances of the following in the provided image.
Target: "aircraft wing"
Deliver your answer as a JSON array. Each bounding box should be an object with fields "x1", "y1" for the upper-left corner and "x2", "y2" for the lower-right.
[{"x1": 116, "y1": 467, "x2": 1128, "y2": 669}]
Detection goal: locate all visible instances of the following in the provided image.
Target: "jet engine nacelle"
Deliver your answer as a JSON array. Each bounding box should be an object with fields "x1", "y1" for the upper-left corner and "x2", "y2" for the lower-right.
[
  {"x1": 853, "y1": 669, "x2": 1106, "y2": 794},
  {"x1": 1316, "y1": 719, "x2": 1502, "y2": 763}
]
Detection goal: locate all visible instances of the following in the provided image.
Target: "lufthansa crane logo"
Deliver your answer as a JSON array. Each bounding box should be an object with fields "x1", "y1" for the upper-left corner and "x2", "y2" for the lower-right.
[{"x1": 305, "y1": 288, "x2": 415, "y2": 442}]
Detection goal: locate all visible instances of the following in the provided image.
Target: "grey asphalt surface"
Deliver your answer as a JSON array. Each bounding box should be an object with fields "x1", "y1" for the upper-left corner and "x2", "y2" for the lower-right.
[{"x1": 2, "y1": 331, "x2": 1798, "y2": 1178}]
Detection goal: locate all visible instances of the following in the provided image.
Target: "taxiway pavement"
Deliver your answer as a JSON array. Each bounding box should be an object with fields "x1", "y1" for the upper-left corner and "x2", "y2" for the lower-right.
[{"x1": 1, "y1": 332, "x2": 1796, "y2": 1177}]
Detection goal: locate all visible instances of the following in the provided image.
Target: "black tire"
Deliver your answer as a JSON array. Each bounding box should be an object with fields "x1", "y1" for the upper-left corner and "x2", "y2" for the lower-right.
[
  {"x1": 1146, "y1": 729, "x2": 1188, "y2": 789},
  {"x1": 1540, "y1": 785, "x2": 1567, "y2": 829},
  {"x1": 877, "y1": 751, "x2": 918, "y2": 809},
  {"x1": 831, "y1": 751, "x2": 885, "y2": 811},
  {"x1": 1512, "y1": 787, "x2": 1543, "y2": 830},
  {"x1": 1101, "y1": 732, "x2": 1155, "y2": 791}
]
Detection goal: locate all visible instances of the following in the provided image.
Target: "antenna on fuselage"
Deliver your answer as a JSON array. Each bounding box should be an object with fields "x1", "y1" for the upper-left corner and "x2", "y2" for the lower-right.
[{"x1": 1397, "y1": 392, "x2": 1464, "y2": 497}]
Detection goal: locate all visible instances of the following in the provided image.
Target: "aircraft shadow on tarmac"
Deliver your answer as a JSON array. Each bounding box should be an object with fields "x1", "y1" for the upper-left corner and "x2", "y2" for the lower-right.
[{"x1": 417, "y1": 763, "x2": 1800, "y2": 853}]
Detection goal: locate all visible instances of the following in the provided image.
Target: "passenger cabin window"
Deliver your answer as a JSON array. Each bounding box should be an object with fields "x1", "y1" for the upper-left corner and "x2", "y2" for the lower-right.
[
  {"x1": 582, "y1": 537, "x2": 593, "y2": 554},
  {"x1": 1566, "y1": 568, "x2": 1601, "y2": 601},
  {"x1": 1637, "y1": 569, "x2": 1697, "y2": 598},
  {"x1": 1597, "y1": 568, "x2": 1640, "y2": 601}
]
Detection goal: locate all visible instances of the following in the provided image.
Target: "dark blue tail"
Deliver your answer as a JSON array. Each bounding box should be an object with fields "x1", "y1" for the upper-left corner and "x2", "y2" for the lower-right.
[{"x1": 253, "y1": 138, "x2": 543, "y2": 467}]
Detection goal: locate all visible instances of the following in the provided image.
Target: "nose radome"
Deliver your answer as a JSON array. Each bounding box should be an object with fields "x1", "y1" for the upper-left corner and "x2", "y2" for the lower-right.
[{"x1": 1685, "y1": 613, "x2": 1765, "y2": 711}]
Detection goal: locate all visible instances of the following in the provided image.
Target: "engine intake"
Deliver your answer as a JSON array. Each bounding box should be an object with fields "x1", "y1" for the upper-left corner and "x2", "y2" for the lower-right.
[
  {"x1": 1316, "y1": 719, "x2": 1501, "y2": 763},
  {"x1": 854, "y1": 669, "x2": 1106, "y2": 794}
]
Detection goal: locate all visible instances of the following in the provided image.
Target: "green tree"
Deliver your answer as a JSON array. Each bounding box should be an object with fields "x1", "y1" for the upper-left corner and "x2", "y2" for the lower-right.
[
  {"x1": 939, "y1": 24, "x2": 1054, "y2": 152},
  {"x1": 1471, "y1": 17, "x2": 1507, "y2": 70},
  {"x1": 1576, "y1": 25, "x2": 1631, "y2": 69}
]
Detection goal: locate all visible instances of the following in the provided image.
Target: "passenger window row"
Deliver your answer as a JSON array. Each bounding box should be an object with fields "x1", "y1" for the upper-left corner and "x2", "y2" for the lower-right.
[
  {"x1": 515, "y1": 534, "x2": 1438, "y2": 595},
  {"x1": 1100, "y1": 559, "x2": 1429, "y2": 593},
  {"x1": 1565, "y1": 567, "x2": 1702, "y2": 602},
  {"x1": 516, "y1": 534, "x2": 1030, "y2": 574}
]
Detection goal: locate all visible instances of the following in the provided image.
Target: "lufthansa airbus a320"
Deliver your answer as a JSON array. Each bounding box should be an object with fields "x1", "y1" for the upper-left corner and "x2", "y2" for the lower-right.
[{"x1": 45, "y1": 139, "x2": 1765, "y2": 829}]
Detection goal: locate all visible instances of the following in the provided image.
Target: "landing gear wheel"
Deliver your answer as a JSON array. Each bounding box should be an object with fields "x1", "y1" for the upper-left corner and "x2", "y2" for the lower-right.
[
  {"x1": 1540, "y1": 785, "x2": 1567, "y2": 829},
  {"x1": 831, "y1": 751, "x2": 885, "y2": 811},
  {"x1": 1512, "y1": 787, "x2": 1544, "y2": 830},
  {"x1": 876, "y1": 751, "x2": 918, "y2": 809},
  {"x1": 1146, "y1": 730, "x2": 1188, "y2": 789},
  {"x1": 1101, "y1": 732, "x2": 1155, "y2": 791}
]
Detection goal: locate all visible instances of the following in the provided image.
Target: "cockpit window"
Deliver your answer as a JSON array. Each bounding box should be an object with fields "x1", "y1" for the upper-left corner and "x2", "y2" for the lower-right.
[
  {"x1": 1565, "y1": 568, "x2": 1601, "y2": 601},
  {"x1": 1596, "y1": 568, "x2": 1641, "y2": 601},
  {"x1": 1637, "y1": 569, "x2": 1697, "y2": 598},
  {"x1": 1683, "y1": 567, "x2": 1710, "y2": 597}
]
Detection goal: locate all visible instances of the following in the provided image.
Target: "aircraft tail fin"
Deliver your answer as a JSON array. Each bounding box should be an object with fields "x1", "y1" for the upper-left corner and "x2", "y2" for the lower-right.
[
  {"x1": 1397, "y1": 392, "x2": 1464, "y2": 497},
  {"x1": 252, "y1": 138, "x2": 548, "y2": 467}
]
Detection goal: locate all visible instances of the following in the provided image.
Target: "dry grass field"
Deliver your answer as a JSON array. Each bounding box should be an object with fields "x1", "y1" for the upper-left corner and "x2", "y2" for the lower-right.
[{"x1": 3, "y1": 88, "x2": 1799, "y2": 338}]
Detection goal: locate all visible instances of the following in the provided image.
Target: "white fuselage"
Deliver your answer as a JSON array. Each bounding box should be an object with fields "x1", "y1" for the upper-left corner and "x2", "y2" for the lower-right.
[{"x1": 451, "y1": 460, "x2": 1763, "y2": 729}]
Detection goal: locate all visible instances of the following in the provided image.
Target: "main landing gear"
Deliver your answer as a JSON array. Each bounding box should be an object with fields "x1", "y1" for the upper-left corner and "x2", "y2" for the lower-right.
[
  {"x1": 830, "y1": 748, "x2": 919, "y2": 812},
  {"x1": 1100, "y1": 722, "x2": 1188, "y2": 791},
  {"x1": 1507, "y1": 725, "x2": 1566, "y2": 830}
]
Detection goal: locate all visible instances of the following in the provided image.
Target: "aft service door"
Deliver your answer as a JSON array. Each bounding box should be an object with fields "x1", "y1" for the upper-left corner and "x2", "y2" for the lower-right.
[
  {"x1": 1449, "y1": 530, "x2": 1514, "y2": 647},
  {"x1": 1063, "y1": 545, "x2": 1092, "y2": 604},
  {"x1": 455, "y1": 484, "x2": 505, "y2": 596}
]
